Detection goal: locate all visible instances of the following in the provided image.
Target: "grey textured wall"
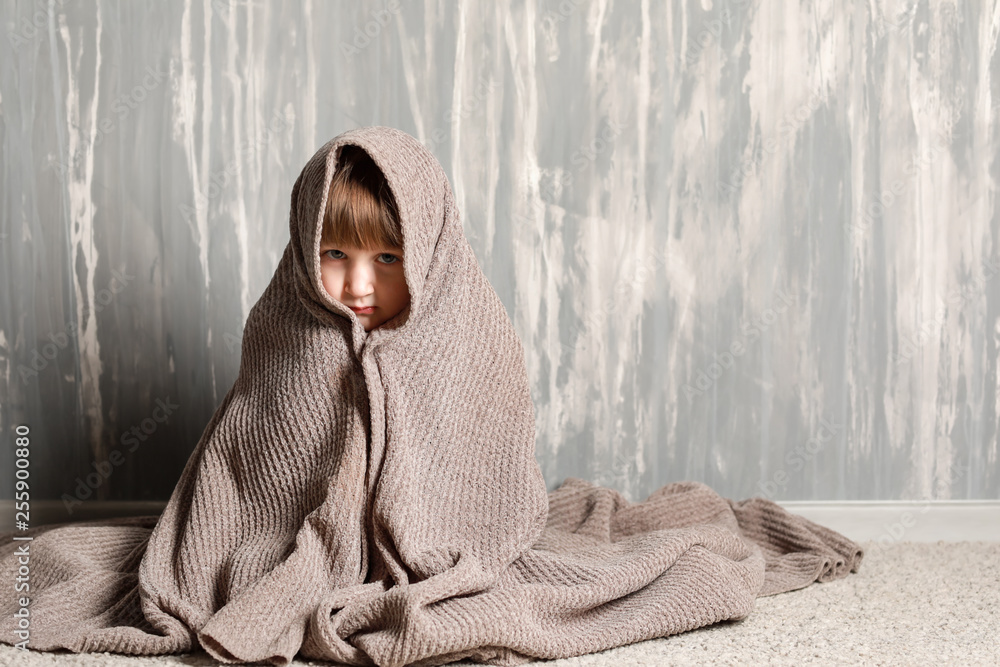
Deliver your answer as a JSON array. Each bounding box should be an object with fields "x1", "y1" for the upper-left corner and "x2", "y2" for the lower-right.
[{"x1": 1, "y1": 0, "x2": 997, "y2": 506}]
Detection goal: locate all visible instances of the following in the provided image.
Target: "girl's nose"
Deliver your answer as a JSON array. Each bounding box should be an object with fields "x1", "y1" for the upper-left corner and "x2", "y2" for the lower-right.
[{"x1": 344, "y1": 263, "x2": 375, "y2": 296}]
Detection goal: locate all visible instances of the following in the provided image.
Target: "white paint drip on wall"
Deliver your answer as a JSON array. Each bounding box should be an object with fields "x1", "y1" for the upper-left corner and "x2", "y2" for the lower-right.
[
  {"x1": 57, "y1": 8, "x2": 105, "y2": 459},
  {"x1": 978, "y1": 0, "x2": 1000, "y2": 500},
  {"x1": 394, "y1": 8, "x2": 425, "y2": 145},
  {"x1": 228, "y1": 0, "x2": 250, "y2": 329},
  {"x1": 0, "y1": 330, "x2": 8, "y2": 421},
  {"x1": 449, "y1": 0, "x2": 469, "y2": 245},
  {"x1": 175, "y1": 0, "x2": 212, "y2": 295},
  {"x1": 302, "y1": 0, "x2": 317, "y2": 158}
]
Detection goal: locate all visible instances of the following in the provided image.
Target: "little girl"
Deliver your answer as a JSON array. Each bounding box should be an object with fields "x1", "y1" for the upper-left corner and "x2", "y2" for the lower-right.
[{"x1": 318, "y1": 144, "x2": 411, "y2": 333}]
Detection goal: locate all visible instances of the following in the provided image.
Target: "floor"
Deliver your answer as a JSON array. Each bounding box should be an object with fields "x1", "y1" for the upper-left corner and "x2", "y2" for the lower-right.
[{"x1": 2, "y1": 541, "x2": 997, "y2": 666}]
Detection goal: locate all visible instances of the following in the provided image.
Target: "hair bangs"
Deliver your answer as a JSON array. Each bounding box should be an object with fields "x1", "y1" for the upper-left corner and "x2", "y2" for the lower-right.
[{"x1": 321, "y1": 145, "x2": 402, "y2": 251}]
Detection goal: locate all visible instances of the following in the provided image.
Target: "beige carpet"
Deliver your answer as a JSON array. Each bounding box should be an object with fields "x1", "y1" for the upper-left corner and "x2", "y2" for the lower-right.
[{"x1": 2, "y1": 541, "x2": 997, "y2": 666}]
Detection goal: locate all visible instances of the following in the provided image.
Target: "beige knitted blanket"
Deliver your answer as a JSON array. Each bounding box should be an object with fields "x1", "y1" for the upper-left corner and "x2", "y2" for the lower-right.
[{"x1": 1, "y1": 126, "x2": 862, "y2": 666}]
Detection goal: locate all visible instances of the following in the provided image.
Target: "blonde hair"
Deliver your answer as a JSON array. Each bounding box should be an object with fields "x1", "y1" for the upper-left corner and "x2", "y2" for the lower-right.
[{"x1": 321, "y1": 145, "x2": 402, "y2": 250}]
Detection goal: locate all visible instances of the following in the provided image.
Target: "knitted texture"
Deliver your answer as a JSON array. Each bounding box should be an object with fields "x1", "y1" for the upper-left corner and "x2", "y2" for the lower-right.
[{"x1": 1, "y1": 126, "x2": 862, "y2": 666}]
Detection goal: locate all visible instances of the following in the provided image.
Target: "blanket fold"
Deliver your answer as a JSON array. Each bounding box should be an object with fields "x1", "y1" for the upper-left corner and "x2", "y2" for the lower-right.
[{"x1": 1, "y1": 125, "x2": 862, "y2": 666}]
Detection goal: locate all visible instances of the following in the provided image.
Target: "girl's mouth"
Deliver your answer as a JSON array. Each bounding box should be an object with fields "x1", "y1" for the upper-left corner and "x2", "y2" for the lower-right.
[{"x1": 350, "y1": 306, "x2": 376, "y2": 314}]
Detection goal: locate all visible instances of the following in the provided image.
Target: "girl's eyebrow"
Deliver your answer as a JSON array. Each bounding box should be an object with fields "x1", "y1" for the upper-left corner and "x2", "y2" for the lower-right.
[{"x1": 320, "y1": 246, "x2": 403, "y2": 255}]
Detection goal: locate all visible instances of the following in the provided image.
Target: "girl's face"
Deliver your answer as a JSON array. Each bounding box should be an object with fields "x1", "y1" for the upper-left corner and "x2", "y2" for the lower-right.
[{"x1": 319, "y1": 242, "x2": 410, "y2": 332}]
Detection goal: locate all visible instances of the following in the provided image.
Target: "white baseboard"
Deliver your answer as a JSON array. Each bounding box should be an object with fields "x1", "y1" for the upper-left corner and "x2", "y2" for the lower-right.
[
  {"x1": 778, "y1": 500, "x2": 1000, "y2": 543},
  {"x1": 2, "y1": 500, "x2": 999, "y2": 542}
]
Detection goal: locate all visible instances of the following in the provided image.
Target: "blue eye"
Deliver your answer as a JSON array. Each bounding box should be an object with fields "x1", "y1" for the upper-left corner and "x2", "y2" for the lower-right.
[{"x1": 322, "y1": 249, "x2": 401, "y2": 264}]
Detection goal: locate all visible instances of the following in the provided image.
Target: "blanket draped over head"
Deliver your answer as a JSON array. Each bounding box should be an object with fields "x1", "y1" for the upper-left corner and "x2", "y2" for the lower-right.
[{"x1": 1, "y1": 126, "x2": 862, "y2": 666}]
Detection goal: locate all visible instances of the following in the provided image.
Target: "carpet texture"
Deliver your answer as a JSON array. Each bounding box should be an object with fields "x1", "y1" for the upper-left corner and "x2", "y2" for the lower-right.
[{"x1": 1, "y1": 126, "x2": 861, "y2": 666}]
